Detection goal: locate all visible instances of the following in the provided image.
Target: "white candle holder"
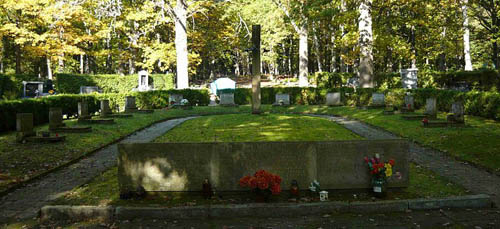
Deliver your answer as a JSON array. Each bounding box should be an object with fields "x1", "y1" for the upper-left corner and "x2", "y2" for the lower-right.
[{"x1": 319, "y1": 191, "x2": 329, "y2": 201}]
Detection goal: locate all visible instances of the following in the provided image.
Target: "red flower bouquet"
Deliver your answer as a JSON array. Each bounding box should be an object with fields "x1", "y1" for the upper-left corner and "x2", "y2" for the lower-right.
[
  {"x1": 239, "y1": 170, "x2": 282, "y2": 196},
  {"x1": 364, "y1": 154, "x2": 395, "y2": 197}
]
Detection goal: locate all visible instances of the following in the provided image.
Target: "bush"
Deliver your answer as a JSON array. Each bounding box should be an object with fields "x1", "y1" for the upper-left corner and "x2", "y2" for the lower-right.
[
  {"x1": 0, "y1": 89, "x2": 209, "y2": 132},
  {"x1": 55, "y1": 73, "x2": 175, "y2": 94},
  {"x1": 310, "y1": 72, "x2": 354, "y2": 89},
  {"x1": 0, "y1": 74, "x2": 39, "y2": 99}
]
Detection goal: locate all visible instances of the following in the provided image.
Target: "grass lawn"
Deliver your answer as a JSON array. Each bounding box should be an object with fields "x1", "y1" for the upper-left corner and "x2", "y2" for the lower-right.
[
  {"x1": 154, "y1": 113, "x2": 362, "y2": 142},
  {"x1": 261, "y1": 105, "x2": 500, "y2": 173},
  {"x1": 0, "y1": 106, "x2": 249, "y2": 193},
  {"x1": 53, "y1": 113, "x2": 465, "y2": 207}
]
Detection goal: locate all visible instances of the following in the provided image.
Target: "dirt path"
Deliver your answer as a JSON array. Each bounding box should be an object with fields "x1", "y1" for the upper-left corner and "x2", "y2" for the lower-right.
[
  {"x1": 0, "y1": 117, "x2": 198, "y2": 223},
  {"x1": 312, "y1": 114, "x2": 500, "y2": 207}
]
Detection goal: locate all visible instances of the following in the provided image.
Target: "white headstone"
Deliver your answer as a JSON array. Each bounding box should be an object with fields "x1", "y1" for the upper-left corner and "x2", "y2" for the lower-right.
[
  {"x1": 326, "y1": 93, "x2": 342, "y2": 106},
  {"x1": 400, "y1": 68, "x2": 418, "y2": 89},
  {"x1": 137, "y1": 70, "x2": 153, "y2": 91}
]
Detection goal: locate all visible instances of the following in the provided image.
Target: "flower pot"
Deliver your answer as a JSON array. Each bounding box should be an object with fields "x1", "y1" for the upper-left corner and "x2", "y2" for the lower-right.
[{"x1": 372, "y1": 177, "x2": 387, "y2": 198}]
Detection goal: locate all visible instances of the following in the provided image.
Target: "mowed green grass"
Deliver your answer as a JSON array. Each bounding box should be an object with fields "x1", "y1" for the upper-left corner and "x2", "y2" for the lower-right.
[
  {"x1": 0, "y1": 106, "x2": 248, "y2": 193},
  {"x1": 262, "y1": 105, "x2": 500, "y2": 173},
  {"x1": 53, "y1": 113, "x2": 465, "y2": 207},
  {"x1": 155, "y1": 113, "x2": 362, "y2": 143}
]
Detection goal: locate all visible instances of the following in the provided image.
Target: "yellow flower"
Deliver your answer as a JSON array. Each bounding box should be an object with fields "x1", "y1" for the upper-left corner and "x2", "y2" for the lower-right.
[{"x1": 385, "y1": 163, "x2": 393, "y2": 177}]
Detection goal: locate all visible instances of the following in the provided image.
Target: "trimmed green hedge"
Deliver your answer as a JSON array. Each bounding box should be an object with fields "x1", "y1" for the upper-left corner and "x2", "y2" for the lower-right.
[
  {"x1": 0, "y1": 89, "x2": 209, "y2": 132},
  {"x1": 55, "y1": 73, "x2": 175, "y2": 94}
]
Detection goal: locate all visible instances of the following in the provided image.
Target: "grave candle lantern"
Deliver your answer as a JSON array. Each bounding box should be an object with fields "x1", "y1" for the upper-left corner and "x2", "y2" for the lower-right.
[{"x1": 319, "y1": 191, "x2": 328, "y2": 201}]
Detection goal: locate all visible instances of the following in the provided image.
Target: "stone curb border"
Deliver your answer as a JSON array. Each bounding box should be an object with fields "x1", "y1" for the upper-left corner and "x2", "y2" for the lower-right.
[{"x1": 40, "y1": 194, "x2": 492, "y2": 222}]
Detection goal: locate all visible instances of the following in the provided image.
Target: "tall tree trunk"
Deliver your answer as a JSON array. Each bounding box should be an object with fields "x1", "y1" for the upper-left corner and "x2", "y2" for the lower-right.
[
  {"x1": 175, "y1": 0, "x2": 189, "y2": 89},
  {"x1": 129, "y1": 53, "x2": 135, "y2": 75},
  {"x1": 410, "y1": 26, "x2": 417, "y2": 69},
  {"x1": 330, "y1": 30, "x2": 336, "y2": 73},
  {"x1": 80, "y1": 54, "x2": 84, "y2": 74},
  {"x1": 358, "y1": 0, "x2": 374, "y2": 88},
  {"x1": 0, "y1": 44, "x2": 3, "y2": 74},
  {"x1": 15, "y1": 44, "x2": 21, "y2": 74},
  {"x1": 106, "y1": 37, "x2": 112, "y2": 73},
  {"x1": 298, "y1": 24, "x2": 309, "y2": 86},
  {"x1": 58, "y1": 54, "x2": 64, "y2": 73},
  {"x1": 47, "y1": 57, "x2": 53, "y2": 80},
  {"x1": 439, "y1": 28, "x2": 447, "y2": 71},
  {"x1": 462, "y1": 0, "x2": 473, "y2": 71},
  {"x1": 494, "y1": 41, "x2": 499, "y2": 69},
  {"x1": 313, "y1": 22, "x2": 323, "y2": 73},
  {"x1": 288, "y1": 38, "x2": 292, "y2": 75}
]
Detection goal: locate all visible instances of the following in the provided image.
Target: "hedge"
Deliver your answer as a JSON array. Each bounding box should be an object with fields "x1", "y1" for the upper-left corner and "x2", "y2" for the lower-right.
[
  {"x1": 55, "y1": 73, "x2": 175, "y2": 94},
  {"x1": 0, "y1": 89, "x2": 209, "y2": 133}
]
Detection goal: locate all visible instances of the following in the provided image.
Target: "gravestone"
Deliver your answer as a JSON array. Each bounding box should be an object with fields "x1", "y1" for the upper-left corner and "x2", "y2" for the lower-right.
[
  {"x1": 137, "y1": 70, "x2": 153, "y2": 91},
  {"x1": 169, "y1": 94, "x2": 183, "y2": 106},
  {"x1": 274, "y1": 93, "x2": 290, "y2": 106},
  {"x1": 372, "y1": 93, "x2": 385, "y2": 106},
  {"x1": 404, "y1": 95, "x2": 414, "y2": 111},
  {"x1": 79, "y1": 86, "x2": 100, "y2": 94},
  {"x1": 49, "y1": 108, "x2": 65, "y2": 130},
  {"x1": 326, "y1": 92, "x2": 342, "y2": 106},
  {"x1": 220, "y1": 93, "x2": 235, "y2": 106},
  {"x1": 450, "y1": 102, "x2": 465, "y2": 123},
  {"x1": 118, "y1": 139, "x2": 409, "y2": 193},
  {"x1": 22, "y1": 81, "x2": 44, "y2": 98},
  {"x1": 125, "y1": 96, "x2": 138, "y2": 113},
  {"x1": 400, "y1": 68, "x2": 418, "y2": 89},
  {"x1": 16, "y1": 113, "x2": 35, "y2": 142},
  {"x1": 100, "y1": 100, "x2": 112, "y2": 117},
  {"x1": 78, "y1": 101, "x2": 91, "y2": 119},
  {"x1": 425, "y1": 98, "x2": 437, "y2": 118}
]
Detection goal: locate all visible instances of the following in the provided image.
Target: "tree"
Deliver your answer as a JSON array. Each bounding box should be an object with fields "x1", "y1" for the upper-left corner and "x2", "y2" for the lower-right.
[
  {"x1": 462, "y1": 0, "x2": 473, "y2": 71},
  {"x1": 358, "y1": 0, "x2": 373, "y2": 88}
]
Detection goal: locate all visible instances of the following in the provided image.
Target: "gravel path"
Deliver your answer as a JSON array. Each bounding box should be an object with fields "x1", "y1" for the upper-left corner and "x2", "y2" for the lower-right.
[
  {"x1": 312, "y1": 114, "x2": 500, "y2": 207},
  {"x1": 0, "y1": 117, "x2": 198, "y2": 223}
]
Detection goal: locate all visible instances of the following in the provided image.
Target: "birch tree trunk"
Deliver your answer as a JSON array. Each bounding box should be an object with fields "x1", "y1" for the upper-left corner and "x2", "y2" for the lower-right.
[
  {"x1": 0, "y1": 45, "x2": 3, "y2": 74},
  {"x1": 358, "y1": 0, "x2": 374, "y2": 88},
  {"x1": 47, "y1": 57, "x2": 53, "y2": 80},
  {"x1": 313, "y1": 22, "x2": 323, "y2": 72},
  {"x1": 80, "y1": 54, "x2": 84, "y2": 74},
  {"x1": 298, "y1": 24, "x2": 309, "y2": 87},
  {"x1": 462, "y1": 0, "x2": 473, "y2": 71},
  {"x1": 175, "y1": 0, "x2": 189, "y2": 89}
]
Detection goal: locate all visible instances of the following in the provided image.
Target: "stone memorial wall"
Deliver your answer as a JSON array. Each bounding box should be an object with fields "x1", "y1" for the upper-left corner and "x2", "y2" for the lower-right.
[{"x1": 118, "y1": 140, "x2": 409, "y2": 193}]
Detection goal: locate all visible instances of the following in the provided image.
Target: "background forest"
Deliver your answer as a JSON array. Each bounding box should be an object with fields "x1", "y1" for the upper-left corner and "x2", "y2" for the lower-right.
[{"x1": 0, "y1": 0, "x2": 499, "y2": 89}]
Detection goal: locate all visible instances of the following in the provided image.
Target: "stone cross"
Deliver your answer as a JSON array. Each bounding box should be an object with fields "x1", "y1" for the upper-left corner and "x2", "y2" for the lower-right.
[
  {"x1": 16, "y1": 113, "x2": 35, "y2": 142},
  {"x1": 251, "y1": 25, "x2": 261, "y2": 114},
  {"x1": 326, "y1": 92, "x2": 342, "y2": 106},
  {"x1": 78, "y1": 101, "x2": 90, "y2": 119},
  {"x1": 425, "y1": 98, "x2": 437, "y2": 118},
  {"x1": 100, "y1": 100, "x2": 112, "y2": 117},
  {"x1": 451, "y1": 101, "x2": 465, "y2": 123},
  {"x1": 125, "y1": 96, "x2": 138, "y2": 112},
  {"x1": 49, "y1": 108, "x2": 64, "y2": 130},
  {"x1": 372, "y1": 93, "x2": 385, "y2": 106}
]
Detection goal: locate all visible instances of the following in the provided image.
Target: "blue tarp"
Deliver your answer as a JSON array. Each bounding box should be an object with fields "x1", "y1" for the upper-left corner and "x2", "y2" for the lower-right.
[{"x1": 210, "y1": 78, "x2": 236, "y2": 96}]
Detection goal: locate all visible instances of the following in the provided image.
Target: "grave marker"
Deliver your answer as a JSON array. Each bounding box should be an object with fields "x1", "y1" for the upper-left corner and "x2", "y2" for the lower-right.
[
  {"x1": 400, "y1": 68, "x2": 418, "y2": 89},
  {"x1": 450, "y1": 102, "x2": 465, "y2": 123},
  {"x1": 125, "y1": 96, "x2": 138, "y2": 113},
  {"x1": 372, "y1": 93, "x2": 385, "y2": 106},
  {"x1": 22, "y1": 81, "x2": 44, "y2": 98},
  {"x1": 274, "y1": 93, "x2": 290, "y2": 106},
  {"x1": 79, "y1": 86, "x2": 100, "y2": 94},
  {"x1": 425, "y1": 98, "x2": 437, "y2": 119},
  {"x1": 49, "y1": 108, "x2": 65, "y2": 130},
  {"x1": 169, "y1": 94, "x2": 183, "y2": 106},
  {"x1": 403, "y1": 95, "x2": 415, "y2": 112},
  {"x1": 16, "y1": 113, "x2": 35, "y2": 142},
  {"x1": 100, "y1": 100, "x2": 112, "y2": 117},
  {"x1": 326, "y1": 92, "x2": 342, "y2": 106},
  {"x1": 220, "y1": 93, "x2": 236, "y2": 106},
  {"x1": 78, "y1": 101, "x2": 91, "y2": 120}
]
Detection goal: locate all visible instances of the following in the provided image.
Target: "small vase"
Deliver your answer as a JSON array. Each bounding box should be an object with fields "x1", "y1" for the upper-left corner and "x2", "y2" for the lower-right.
[{"x1": 372, "y1": 177, "x2": 387, "y2": 198}]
